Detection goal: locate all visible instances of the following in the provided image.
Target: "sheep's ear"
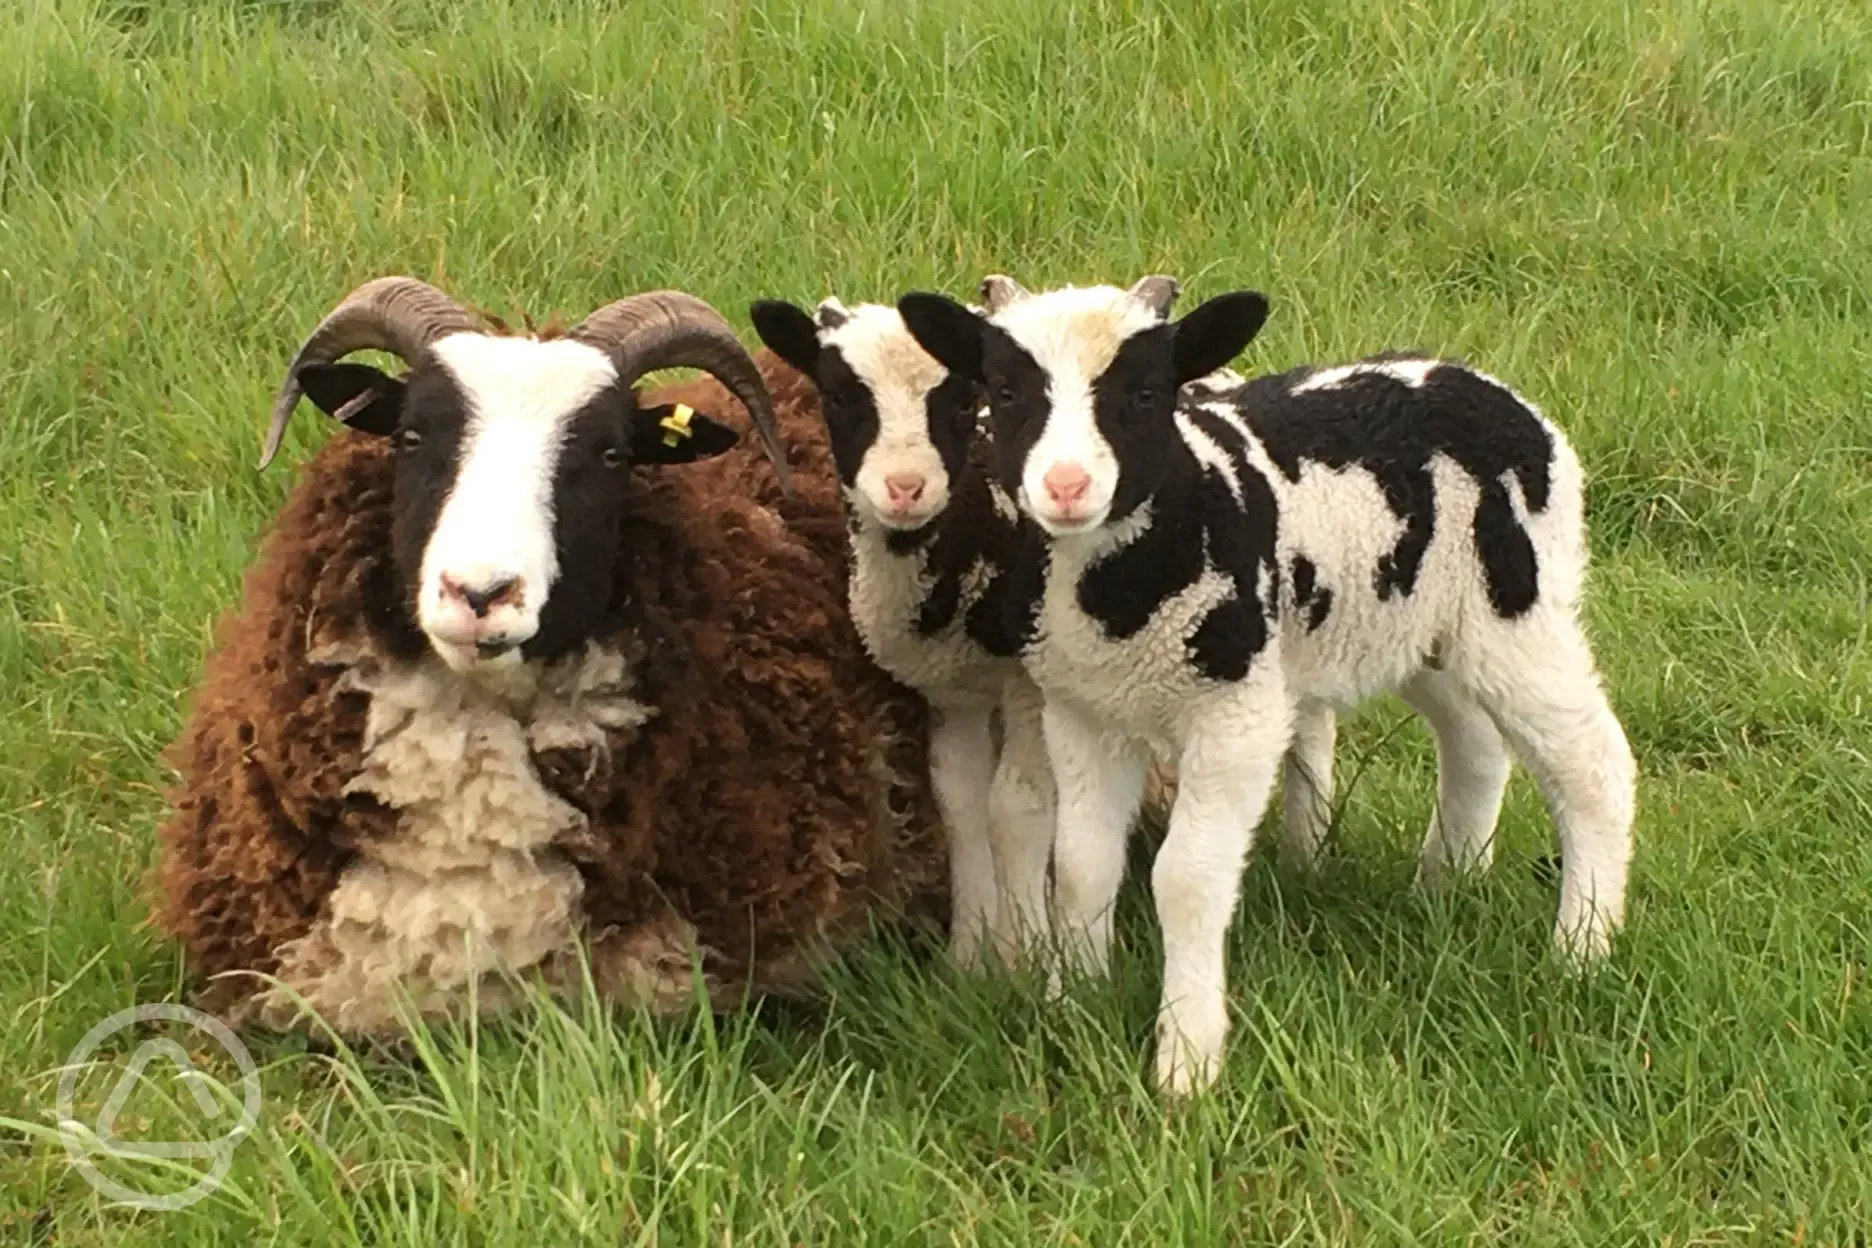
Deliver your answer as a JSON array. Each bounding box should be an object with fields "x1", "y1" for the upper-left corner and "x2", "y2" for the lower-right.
[
  {"x1": 629, "y1": 403, "x2": 740, "y2": 465},
  {"x1": 897, "y1": 292, "x2": 986, "y2": 381},
  {"x1": 1128, "y1": 274, "x2": 1181, "y2": 319},
  {"x1": 979, "y1": 274, "x2": 1031, "y2": 313},
  {"x1": 296, "y1": 362, "x2": 406, "y2": 436},
  {"x1": 1171, "y1": 291, "x2": 1270, "y2": 384},
  {"x1": 749, "y1": 299, "x2": 821, "y2": 378}
]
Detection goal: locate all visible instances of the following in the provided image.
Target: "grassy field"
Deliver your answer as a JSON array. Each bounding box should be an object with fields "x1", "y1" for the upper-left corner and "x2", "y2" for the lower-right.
[{"x1": 3, "y1": 0, "x2": 1870, "y2": 1240}]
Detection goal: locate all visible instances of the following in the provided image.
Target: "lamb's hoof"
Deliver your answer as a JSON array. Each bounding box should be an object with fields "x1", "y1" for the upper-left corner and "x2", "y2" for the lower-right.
[
  {"x1": 1415, "y1": 817, "x2": 1498, "y2": 887},
  {"x1": 1152, "y1": 1016, "x2": 1227, "y2": 1099},
  {"x1": 1551, "y1": 914, "x2": 1616, "y2": 972},
  {"x1": 1415, "y1": 845, "x2": 1495, "y2": 889},
  {"x1": 1276, "y1": 833, "x2": 1325, "y2": 874}
]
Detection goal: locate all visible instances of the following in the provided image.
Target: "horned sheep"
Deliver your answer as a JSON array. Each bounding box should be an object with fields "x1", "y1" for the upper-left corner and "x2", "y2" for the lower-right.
[
  {"x1": 153, "y1": 276, "x2": 950, "y2": 1035},
  {"x1": 898, "y1": 275, "x2": 1637, "y2": 1095}
]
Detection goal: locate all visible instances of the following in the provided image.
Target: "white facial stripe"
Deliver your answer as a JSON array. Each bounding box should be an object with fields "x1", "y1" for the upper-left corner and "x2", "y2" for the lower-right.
[
  {"x1": 418, "y1": 334, "x2": 618, "y2": 662},
  {"x1": 991, "y1": 285, "x2": 1164, "y2": 531},
  {"x1": 822, "y1": 303, "x2": 957, "y2": 526}
]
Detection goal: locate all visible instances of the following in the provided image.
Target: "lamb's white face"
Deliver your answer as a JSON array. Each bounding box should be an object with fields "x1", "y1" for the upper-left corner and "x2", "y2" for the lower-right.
[
  {"x1": 413, "y1": 334, "x2": 620, "y2": 672},
  {"x1": 987, "y1": 285, "x2": 1168, "y2": 536},
  {"x1": 816, "y1": 302, "x2": 962, "y2": 530}
]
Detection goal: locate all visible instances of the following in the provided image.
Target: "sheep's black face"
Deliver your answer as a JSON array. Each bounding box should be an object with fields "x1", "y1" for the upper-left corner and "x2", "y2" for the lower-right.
[
  {"x1": 899, "y1": 285, "x2": 1270, "y2": 538},
  {"x1": 299, "y1": 332, "x2": 740, "y2": 673}
]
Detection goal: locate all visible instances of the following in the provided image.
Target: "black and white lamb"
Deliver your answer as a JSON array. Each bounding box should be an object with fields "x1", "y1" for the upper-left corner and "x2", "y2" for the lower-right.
[
  {"x1": 749, "y1": 290, "x2": 1206, "y2": 969},
  {"x1": 749, "y1": 293, "x2": 1052, "y2": 968},
  {"x1": 897, "y1": 275, "x2": 1637, "y2": 1095}
]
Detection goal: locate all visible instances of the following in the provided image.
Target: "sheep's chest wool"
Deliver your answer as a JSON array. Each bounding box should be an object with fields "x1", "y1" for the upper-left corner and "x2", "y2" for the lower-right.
[{"x1": 261, "y1": 637, "x2": 657, "y2": 1032}]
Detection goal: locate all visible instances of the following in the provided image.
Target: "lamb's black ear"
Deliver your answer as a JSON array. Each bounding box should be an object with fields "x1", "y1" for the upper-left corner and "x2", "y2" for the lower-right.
[
  {"x1": 897, "y1": 292, "x2": 986, "y2": 382},
  {"x1": 630, "y1": 403, "x2": 741, "y2": 465},
  {"x1": 1172, "y1": 291, "x2": 1270, "y2": 384},
  {"x1": 296, "y1": 362, "x2": 406, "y2": 436},
  {"x1": 749, "y1": 300, "x2": 821, "y2": 379}
]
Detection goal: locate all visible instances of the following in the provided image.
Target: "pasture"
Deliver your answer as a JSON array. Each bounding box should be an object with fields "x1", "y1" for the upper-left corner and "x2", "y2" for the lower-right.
[{"x1": 3, "y1": 0, "x2": 1869, "y2": 1241}]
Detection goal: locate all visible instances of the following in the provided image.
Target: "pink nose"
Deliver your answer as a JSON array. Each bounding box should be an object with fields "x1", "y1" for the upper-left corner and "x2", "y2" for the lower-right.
[
  {"x1": 439, "y1": 572, "x2": 524, "y2": 619},
  {"x1": 884, "y1": 473, "x2": 927, "y2": 508},
  {"x1": 1042, "y1": 463, "x2": 1092, "y2": 509}
]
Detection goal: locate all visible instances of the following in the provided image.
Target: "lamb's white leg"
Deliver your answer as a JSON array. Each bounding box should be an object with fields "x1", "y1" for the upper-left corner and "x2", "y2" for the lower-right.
[
  {"x1": 1152, "y1": 689, "x2": 1292, "y2": 1097},
  {"x1": 986, "y1": 674, "x2": 1057, "y2": 965},
  {"x1": 929, "y1": 703, "x2": 1000, "y2": 971},
  {"x1": 1278, "y1": 700, "x2": 1336, "y2": 869},
  {"x1": 1400, "y1": 668, "x2": 1513, "y2": 881},
  {"x1": 1042, "y1": 698, "x2": 1148, "y2": 987},
  {"x1": 1463, "y1": 619, "x2": 1637, "y2": 964}
]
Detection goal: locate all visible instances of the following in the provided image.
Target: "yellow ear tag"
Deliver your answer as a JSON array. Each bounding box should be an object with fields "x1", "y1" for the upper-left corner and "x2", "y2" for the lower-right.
[{"x1": 660, "y1": 404, "x2": 696, "y2": 448}]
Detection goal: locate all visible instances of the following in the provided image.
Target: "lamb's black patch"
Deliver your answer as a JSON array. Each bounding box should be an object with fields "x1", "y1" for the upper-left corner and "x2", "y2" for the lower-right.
[
  {"x1": 1184, "y1": 468, "x2": 1277, "y2": 682},
  {"x1": 891, "y1": 433, "x2": 1027, "y2": 660},
  {"x1": 986, "y1": 519, "x2": 1049, "y2": 656},
  {"x1": 1075, "y1": 418, "x2": 1279, "y2": 683},
  {"x1": 1089, "y1": 325, "x2": 1181, "y2": 522},
  {"x1": 924, "y1": 370, "x2": 981, "y2": 490},
  {"x1": 883, "y1": 524, "x2": 936, "y2": 556},
  {"x1": 1180, "y1": 404, "x2": 1283, "y2": 614},
  {"x1": 1187, "y1": 420, "x2": 1280, "y2": 679},
  {"x1": 1076, "y1": 492, "x2": 1205, "y2": 640},
  {"x1": 1307, "y1": 586, "x2": 1334, "y2": 633},
  {"x1": 978, "y1": 325, "x2": 1054, "y2": 498},
  {"x1": 1474, "y1": 479, "x2": 1540, "y2": 616},
  {"x1": 1372, "y1": 466, "x2": 1436, "y2": 601},
  {"x1": 811, "y1": 345, "x2": 883, "y2": 487},
  {"x1": 1290, "y1": 555, "x2": 1334, "y2": 633},
  {"x1": 1242, "y1": 360, "x2": 1553, "y2": 619}
]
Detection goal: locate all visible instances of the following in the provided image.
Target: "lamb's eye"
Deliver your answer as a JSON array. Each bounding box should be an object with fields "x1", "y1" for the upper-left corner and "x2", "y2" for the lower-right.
[
  {"x1": 1134, "y1": 386, "x2": 1156, "y2": 406},
  {"x1": 602, "y1": 446, "x2": 624, "y2": 468},
  {"x1": 995, "y1": 383, "x2": 1017, "y2": 404},
  {"x1": 399, "y1": 428, "x2": 423, "y2": 451}
]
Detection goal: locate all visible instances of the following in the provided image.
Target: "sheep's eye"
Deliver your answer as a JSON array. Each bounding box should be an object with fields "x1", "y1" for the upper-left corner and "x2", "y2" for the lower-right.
[
  {"x1": 398, "y1": 428, "x2": 423, "y2": 451},
  {"x1": 602, "y1": 446, "x2": 624, "y2": 468},
  {"x1": 1134, "y1": 386, "x2": 1156, "y2": 406},
  {"x1": 995, "y1": 382, "x2": 1017, "y2": 405}
]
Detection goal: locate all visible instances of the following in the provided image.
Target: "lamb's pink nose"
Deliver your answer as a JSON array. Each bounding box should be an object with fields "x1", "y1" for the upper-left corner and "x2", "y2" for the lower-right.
[
  {"x1": 1042, "y1": 462, "x2": 1092, "y2": 508},
  {"x1": 884, "y1": 473, "x2": 927, "y2": 508}
]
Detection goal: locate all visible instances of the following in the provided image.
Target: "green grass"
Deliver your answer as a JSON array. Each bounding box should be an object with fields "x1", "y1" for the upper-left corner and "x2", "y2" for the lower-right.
[{"x1": 3, "y1": 0, "x2": 1870, "y2": 1240}]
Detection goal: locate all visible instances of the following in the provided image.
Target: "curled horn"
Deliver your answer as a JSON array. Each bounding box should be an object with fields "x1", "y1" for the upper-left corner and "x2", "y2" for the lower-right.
[
  {"x1": 261, "y1": 276, "x2": 480, "y2": 469},
  {"x1": 571, "y1": 291, "x2": 792, "y2": 496}
]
